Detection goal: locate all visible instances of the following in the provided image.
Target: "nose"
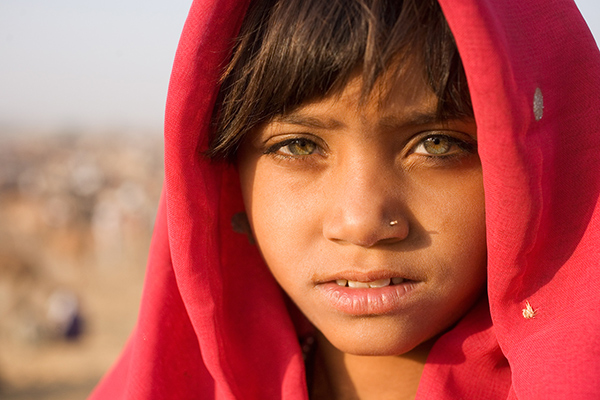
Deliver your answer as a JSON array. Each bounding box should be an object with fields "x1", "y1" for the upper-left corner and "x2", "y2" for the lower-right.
[{"x1": 322, "y1": 159, "x2": 409, "y2": 248}]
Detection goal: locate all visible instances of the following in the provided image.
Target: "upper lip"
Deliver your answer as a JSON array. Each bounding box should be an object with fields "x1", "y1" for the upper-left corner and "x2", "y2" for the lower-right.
[{"x1": 314, "y1": 269, "x2": 419, "y2": 284}]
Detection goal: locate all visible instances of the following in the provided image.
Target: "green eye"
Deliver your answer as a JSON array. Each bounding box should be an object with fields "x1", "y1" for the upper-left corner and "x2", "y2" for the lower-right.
[
  {"x1": 413, "y1": 135, "x2": 473, "y2": 156},
  {"x1": 422, "y1": 136, "x2": 451, "y2": 154},
  {"x1": 267, "y1": 138, "x2": 318, "y2": 156},
  {"x1": 287, "y1": 139, "x2": 316, "y2": 155}
]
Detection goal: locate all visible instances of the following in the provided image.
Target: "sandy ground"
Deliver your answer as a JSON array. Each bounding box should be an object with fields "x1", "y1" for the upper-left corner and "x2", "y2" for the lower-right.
[
  {"x1": 1, "y1": 382, "x2": 98, "y2": 400},
  {"x1": 0, "y1": 131, "x2": 161, "y2": 399},
  {"x1": 0, "y1": 254, "x2": 147, "y2": 399}
]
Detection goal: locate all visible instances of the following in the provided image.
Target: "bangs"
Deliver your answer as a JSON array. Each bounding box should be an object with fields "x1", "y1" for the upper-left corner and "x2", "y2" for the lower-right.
[{"x1": 208, "y1": 0, "x2": 472, "y2": 161}]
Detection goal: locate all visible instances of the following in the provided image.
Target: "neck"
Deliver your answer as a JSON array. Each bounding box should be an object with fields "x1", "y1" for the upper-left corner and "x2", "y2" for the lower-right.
[{"x1": 311, "y1": 332, "x2": 433, "y2": 400}]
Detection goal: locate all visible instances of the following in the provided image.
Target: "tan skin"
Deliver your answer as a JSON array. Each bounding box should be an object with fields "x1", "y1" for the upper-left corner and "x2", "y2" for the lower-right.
[
  {"x1": 237, "y1": 68, "x2": 486, "y2": 399},
  {"x1": 312, "y1": 331, "x2": 434, "y2": 399}
]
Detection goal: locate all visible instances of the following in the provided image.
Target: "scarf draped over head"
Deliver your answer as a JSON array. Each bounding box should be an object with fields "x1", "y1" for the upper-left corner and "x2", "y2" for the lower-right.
[{"x1": 90, "y1": 0, "x2": 600, "y2": 398}]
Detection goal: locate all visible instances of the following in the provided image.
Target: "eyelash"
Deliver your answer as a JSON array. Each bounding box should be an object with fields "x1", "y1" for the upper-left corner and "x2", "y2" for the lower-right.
[
  {"x1": 411, "y1": 134, "x2": 476, "y2": 158},
  {"x1": 264, "y1": 138, "x2": 323, "y2": 157},
  {"x1": 263, "y1": 133, "x2": 476, "y2": 161}
]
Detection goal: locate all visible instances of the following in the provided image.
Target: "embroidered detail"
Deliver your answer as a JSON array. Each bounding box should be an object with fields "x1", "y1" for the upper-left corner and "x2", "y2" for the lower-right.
[
  {"x1": 522, "y1": 300, "x2": 537, "y2": 319},
  {"x1": 533, "y1": 88, "x2": 544, "y2": 121}
]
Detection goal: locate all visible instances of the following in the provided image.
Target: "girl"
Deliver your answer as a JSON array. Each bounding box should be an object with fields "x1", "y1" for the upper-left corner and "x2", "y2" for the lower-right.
[{"x1": 91, "y1": 0, "x2": 600, "y2": 398}]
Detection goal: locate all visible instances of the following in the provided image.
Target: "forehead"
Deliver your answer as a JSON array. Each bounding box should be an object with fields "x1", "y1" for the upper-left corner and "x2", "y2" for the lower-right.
[{"x1": 271, "y1": 63, "x2": 439, "y2": 128}]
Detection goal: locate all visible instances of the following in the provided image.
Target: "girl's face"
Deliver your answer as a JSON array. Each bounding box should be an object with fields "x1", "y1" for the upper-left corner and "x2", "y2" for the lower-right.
[{"x1": 237, "y1": 69, "x2": 486, "y2": 356}]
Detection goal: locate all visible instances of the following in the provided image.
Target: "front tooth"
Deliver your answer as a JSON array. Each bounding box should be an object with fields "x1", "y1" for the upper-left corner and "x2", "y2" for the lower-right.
[
  {"x1": 336, "y1": 279, "x2": 348, "y2": 287},
  {"x1": 392, "y1": 277, "x2": 405, "y2": 285},
  {"x1": 368, "y1": 278, "x2": 391, "y2": 288},
  {"x1": 347, "y1": 280, "x2": 370, "y2": 288}
]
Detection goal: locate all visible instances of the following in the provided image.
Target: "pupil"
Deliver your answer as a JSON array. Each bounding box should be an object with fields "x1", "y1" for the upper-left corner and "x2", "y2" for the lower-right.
[
  {"x1": 424, "y1": 136, "x2": 450, "y2": 154},
  {"x1": 290, "y1": 139, "x2": 314, "y2": 155}
]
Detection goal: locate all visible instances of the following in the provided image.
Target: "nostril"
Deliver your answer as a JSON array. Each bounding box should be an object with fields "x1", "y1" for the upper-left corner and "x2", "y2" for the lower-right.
[{"x1": 376, "y1": 236, "x2": 406, "y2": 246}]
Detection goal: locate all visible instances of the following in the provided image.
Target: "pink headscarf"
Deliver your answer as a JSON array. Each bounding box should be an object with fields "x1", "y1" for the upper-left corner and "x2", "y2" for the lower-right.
[{"x1": 90, "y1": 0, "x2": 600, "y2": 398}]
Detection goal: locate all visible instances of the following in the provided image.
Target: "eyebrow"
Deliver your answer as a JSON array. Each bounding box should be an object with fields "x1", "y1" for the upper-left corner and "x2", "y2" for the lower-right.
[
  {"x1": 271, "y1": 114, "x2": 345, "y2": 130},
  {"x1": 272, "y1": 110, "x2": 446, "y2": 131}
]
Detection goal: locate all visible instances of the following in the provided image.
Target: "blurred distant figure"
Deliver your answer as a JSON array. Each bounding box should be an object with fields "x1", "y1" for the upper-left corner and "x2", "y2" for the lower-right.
[{"x1": 46, "y1": 289, "x2": 83, "y2": 340}]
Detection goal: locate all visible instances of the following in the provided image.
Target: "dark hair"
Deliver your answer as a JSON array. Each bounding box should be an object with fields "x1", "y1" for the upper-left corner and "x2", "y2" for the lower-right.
[{"x1": 208, "y1": 0, "x2": 472, "y2": 161}]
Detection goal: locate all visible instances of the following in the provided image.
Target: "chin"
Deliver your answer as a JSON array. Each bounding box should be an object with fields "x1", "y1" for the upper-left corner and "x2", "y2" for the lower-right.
[
  {"x1": 317, "y1": 317, "x2": 435, "y2": 357},
  {"x1": 329, "y1": 337, "x2": 426, "y2": 357}
]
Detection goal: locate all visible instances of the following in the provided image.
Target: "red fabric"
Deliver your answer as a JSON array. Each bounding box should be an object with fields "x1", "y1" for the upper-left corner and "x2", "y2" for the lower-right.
[{"x1": 90, "y1": 0, "x2": 600, "y2": 398}]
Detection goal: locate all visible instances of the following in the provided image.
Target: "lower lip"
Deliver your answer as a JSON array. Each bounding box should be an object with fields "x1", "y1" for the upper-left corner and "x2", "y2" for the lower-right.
[{"x1": 315, "y1": 281, "x2": 419, "y2": 315}]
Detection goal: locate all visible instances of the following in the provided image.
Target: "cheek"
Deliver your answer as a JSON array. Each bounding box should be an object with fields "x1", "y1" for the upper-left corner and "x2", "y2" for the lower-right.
[
  {"x1": 243, "y1": 171, "x2": 305, "y2": 239},
  {"x1": 238, "y1": 161, "x2": 319, "y2": 283},
  {"x1": 413, "y1": 166, "x2": 485, "y2": 233},
  {"x1": 418, "y1": 170, "x2": 487, "y2": 290}
]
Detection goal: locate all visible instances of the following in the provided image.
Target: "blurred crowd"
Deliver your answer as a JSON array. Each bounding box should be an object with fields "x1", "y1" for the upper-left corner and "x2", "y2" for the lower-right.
[{"x1": 0, "y1": 129, "x2": 163, "y2": 397}]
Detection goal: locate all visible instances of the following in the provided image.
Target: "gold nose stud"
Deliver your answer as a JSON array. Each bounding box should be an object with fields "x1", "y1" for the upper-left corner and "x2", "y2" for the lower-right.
[{"x1": 389, "y1": 220, "x2": 398, "y2": 226}]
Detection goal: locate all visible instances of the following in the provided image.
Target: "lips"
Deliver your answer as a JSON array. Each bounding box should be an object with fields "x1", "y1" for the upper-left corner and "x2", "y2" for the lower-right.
[
  {"x1": 335, "y1": 277, "x2": 405, "y2": 288},
  {"x1": 315, "y1": 271, "x2": 420, "y2": 315}
]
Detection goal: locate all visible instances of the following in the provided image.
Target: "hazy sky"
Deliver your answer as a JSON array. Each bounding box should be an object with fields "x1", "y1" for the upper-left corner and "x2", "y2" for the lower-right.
[
  {"x1": 0, "y1": 0, "x2": 598, "y2": 132},
  {"x1": 0, "y1": 0, "x2": 192, "y2": 131}
]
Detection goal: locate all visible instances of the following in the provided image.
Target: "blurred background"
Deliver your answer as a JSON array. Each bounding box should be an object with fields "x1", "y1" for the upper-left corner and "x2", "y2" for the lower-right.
[
  {"x1": 0, "y1": 1, "x2": 190, "y2": 399},
  {"x1": 0, "y1": 1, "x2": 598, "y2": 399}
]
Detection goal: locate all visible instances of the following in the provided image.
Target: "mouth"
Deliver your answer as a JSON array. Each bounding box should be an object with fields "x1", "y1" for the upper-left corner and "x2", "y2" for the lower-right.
[
  {"x1": 334, "y1": 277, "x2": 407, "y2": 288},
  {"x1": 316, "y1": 269, "x2": 420, "y2": 287},
  {"x1": 315, "y1": 272, "x2": 421, "y2": 315}
]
